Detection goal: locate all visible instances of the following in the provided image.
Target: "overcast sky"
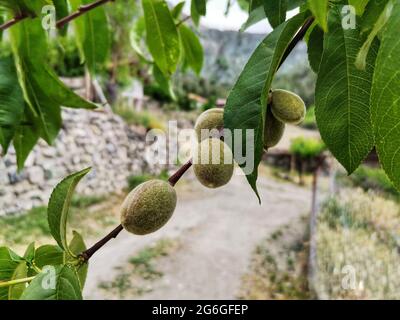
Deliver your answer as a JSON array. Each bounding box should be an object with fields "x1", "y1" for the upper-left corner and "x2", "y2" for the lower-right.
[{"x1": 169, "y1": 0, "x2": 298, "y2": 34}]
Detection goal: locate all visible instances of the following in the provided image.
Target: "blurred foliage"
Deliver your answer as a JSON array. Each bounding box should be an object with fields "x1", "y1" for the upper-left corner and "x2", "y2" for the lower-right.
[
  {"x1": 301, "y1": 105, "x2": 317, "y2": 130},
  {"x1": 127, "y1": 170, "x2": 169, "y2": 191},
  {"x1": 290, "y1": 137, "x2": 326, "y2": 159},
  {"x1": 316, "y1": 190, "x2": 400, "y2": 299},
  {"x1": 113, "y1": 104, "x2": 165, "y2": 131},
  {"x1": 48, "y1": 37, "x2": 85, "y2": 77},
  {"x1": 338, "y1": 165, "x2": 399, "y2": 199}
]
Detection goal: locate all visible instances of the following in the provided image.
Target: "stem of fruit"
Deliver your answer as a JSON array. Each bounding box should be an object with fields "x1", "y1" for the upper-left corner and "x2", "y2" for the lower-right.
[
  {"x1": 0, "y1": 276, "x2": 35, "y2": 288},
  {"x1": 0, "y1": 0, "x2": 115, "y2": 31},
  {"x1": 78, "y1": 17, "x2": 316, "y2": 262},
  {"x1": 80, "y1": 158, "x2": 194, "y2": 261}
]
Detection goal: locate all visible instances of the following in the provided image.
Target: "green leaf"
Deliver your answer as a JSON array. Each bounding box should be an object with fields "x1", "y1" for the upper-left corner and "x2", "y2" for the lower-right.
[
  {"x1": 13, "y1": 110, "x2": 40, "y2": 170},
  {"x1": 371, "y1": 1, "x2": 400, "y2": 191},
  {"x1": 315, "y1": 6, "x2": 378, "y2": 174},
  {"x1": 153, "y1": 63, "x2": 175, "y2": 99},
  {"x1": 66, "y1": 231, "x2": 88, "y2": 289},
  {"x1": 8, "y1": 262, "x2": 28, "y2": 300},
  {"x1": 307, "y1": 0, "x2": 328, "y2": 31},
  {"x1": 191, "y1": 0, "x2": 200, "y2": 26},
  {"x1": 54, "y1": 0, "x2": 69, "y2": 36},
  {"x1": 47, "y1": 168, "x2": 91, "y2": 256},
  {"x1": 171, "y1": 1, "x2": 185, "y2": 19},
  {"x1": 194, "y1": 0, "x2": 206, "y2": 16},
  {"x1": 10, "y1": 18, "x2": 97, "y2": 145},
  {"x1": 34, "y1": 245, "x2": 64, "y2": 269},
  {"x1": 142, "y1": 0, "x2": 180, "y2": 76},
  {"x1": 0, "y1": 247, "x2": 24, "y2": 300},
  {"x1": 240, "y1": 5, "x2": 265, "y2": 31},
  {"x1": 361, "y1": 0, "x2": 390, "y2": 34},
  {"x1": 263, "y1": 0, "x2": 288, "y2": 28},
  {"x1": 69, "y1": 0, "x2": 110, "y2": 73},
  {"x1": 179, "y1": 24, "x2": 203, "y2": 75},
  {"x1": 0, "y1": 55, "x2": 24, "y2": 153},
  {"x1": 20, "y1": 265, "x2": 83, "y2": 300},
  {"x1": 224, "y1": 12, "x2": 309, "y2": 201},
  {"x1": 356, "y1": 0, "x2": 393, "y2": 70},
  {"x1": 349, "y1": 0, "x2": 370, "y2": 16},
  {"x1": 307, "y1": 24, "x2": 324, "y2": 72}
]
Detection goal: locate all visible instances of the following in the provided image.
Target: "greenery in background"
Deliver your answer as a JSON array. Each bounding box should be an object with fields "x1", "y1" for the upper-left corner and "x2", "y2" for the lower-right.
[
  {"x1": 127, "y1": 170, "x2": 169, "y2": 191},
  {"x1": 49, "y1": 37, "x2": 85, "y2": 77},
  {"x1": 113, "y1": 104, "x2": 165, "y2": 131},
  {"x1": 316, "y1": 190, "x2": 400, "y2": 299},
  {"x1": 290, "y1": 137, "x2": 325, "y2": 159},
  {"x1": 300, "y1": 105, "x2": 317, "y2": 130},
  {"x1": 338, "y1": 165, "x2": 399, "y2": 199}
]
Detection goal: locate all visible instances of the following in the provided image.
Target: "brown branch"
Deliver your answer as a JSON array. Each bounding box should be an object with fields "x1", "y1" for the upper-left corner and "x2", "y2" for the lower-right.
[
  {"x1": 56, "y1": 0, "x2": 115, "y2": 29},
  {"x1": 278, "y1": 17, "x2": 315, "y2": 69},
  {"x1": 0, "y1": 13, "x2": 29, "y2": 31},
  {"x1": 0, "y1": 0, "x2": 115, "y2": 31},
  {"x1": 168, "y1": 159, "x2": 193, "y2": 186}
]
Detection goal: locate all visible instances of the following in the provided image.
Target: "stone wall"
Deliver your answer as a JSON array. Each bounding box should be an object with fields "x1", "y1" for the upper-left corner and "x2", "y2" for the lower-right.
[{"x1": 0, "y1": 108, "x2": 166, "y2": 216}]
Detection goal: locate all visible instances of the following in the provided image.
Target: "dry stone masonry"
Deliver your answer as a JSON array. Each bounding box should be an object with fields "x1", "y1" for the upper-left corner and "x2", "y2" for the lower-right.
[{"x1": 0, "y1": 108, "x2": 165, "y2": 216}]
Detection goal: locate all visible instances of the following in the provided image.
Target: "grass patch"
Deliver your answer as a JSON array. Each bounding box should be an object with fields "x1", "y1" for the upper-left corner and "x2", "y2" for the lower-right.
[
  {"x1": 239, "y1": 219, "x2": 312, "y2": 300},
  {"x1": 0, "y1": 195, "x2": 118, "y2": 247},
  {"x1": 127, "y1": 170, "x2": 169, "y2": 191},
  {"x1": 113, "y1": 104, "x2": 165, "y2": 131},
  {"x1": 98, "y1": 238, "x2": 180, "y2": 298},
  {"x1": 338, "y1": 165, "x2": 399, "y2": 199},
  {"x1": 316, "y1": 190, "x2": 400, "y2": 299}
]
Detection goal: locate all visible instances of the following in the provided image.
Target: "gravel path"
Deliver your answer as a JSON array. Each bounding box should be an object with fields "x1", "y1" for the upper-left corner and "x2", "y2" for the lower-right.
[{"x1": 84, "y1": 172, "x2": 311, "y2": 300}]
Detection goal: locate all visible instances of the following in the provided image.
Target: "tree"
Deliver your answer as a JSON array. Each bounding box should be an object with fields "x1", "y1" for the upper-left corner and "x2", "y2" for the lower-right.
[{"x1": 1, "y1": 0, "x2": 400, "y2": 299}]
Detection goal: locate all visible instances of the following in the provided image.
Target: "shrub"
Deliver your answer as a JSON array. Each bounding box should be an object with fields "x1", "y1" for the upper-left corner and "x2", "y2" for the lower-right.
[
  {"x1": 289, "y1": 137, "x2": 326, "y2": 159},
  {"x1": 301, "y1": 106, "x2": 317, "y2": 130},
  {"x1": 113, "y1": 104, "x2": 165, "y2": 131},
  {"x1": 127, "y1": 170, "x2": 169, "y2": 191}
]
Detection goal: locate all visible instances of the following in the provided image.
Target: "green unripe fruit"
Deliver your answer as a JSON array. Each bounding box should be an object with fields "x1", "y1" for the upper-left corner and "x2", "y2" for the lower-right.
[
  {"x1": 193, "y1": 138, "x2": 234, "y2": 188},
  {"x1": 271, "y1": 89, "x2": 306, "y2": 124},
  {"x1": 194, "y1": 108, "x2": 224, "y2": 141},
  {"x1": 264, "y1": 108, "x2": 285, "y2": 149},
  {"x1": 120, "y1": 179, "x2": 177, "y2": 235}
]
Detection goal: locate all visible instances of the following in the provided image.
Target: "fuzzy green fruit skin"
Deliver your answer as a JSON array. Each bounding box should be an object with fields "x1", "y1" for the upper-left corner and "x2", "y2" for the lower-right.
[
  {"x1": 193, "y1": 138, "x2": 234, "y2": 188},
  {"x1": 120, "y1": 179, "x2": 177, "y2": 235},
  {"x1": 194, "y1": 108, "x2": 224, "y2": 141},
  {"x1": 271, "y1": 89, "x2": 306, "y2": 125},
  {"x1": 264, "y1": 108, "x2": 285, "y2": 149}
]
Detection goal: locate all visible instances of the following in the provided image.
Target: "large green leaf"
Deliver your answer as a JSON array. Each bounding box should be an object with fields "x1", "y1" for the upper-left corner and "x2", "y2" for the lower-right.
[
  {"x1": 10, "y1": 18, "x2": 97, "y2": 145},
  {"x1": 34, "y1": 245, "x2": 64, "y2": 269},
  {"x1": 190, "y1": 0, "x2": 200, "y2": 26},
  {"x1": 0, "y1": 247, "x2": 24, "y2": 300},
  {"x1": 179, "y1": 24, "x2": 203, "y2": 75},
  {"x1": 47, "y1": 168, "x2": 91, "y2": 256},
  {"x1": 142, "y1": 0, "x2": 180, "y2": 76},
  {"x1": 307, "y1": 24, "x2": 324, "y2": 72},
  {"x1": 193, "y1": 0, "x2": 206, "y2": 16},
  {"x1": 307, "y1": 0, "x2": 328, "y2": 31},
  {"x1": 20, "y1": 265, "x2": 83, "y2": 300},
  {"x1": 263, "y1": 0, "x2": 288, "y2": 28},
  {"x1": 0, "y1": 56, "x2": 24, "y2": 153},
  {"x1": 54, "y1": 0, "x2": 69, "y2": 36},
  {"x1": 240, "y1": 4, "x2": 265, "y2": 31},
  {"x1": 361, "y1": 0, "x2": 390, "y2": 34},
  {"x1": 371, "y1": 1, "x2": 400, "y2": 191},
  {"x1": 349, "y1": 0, "x2": 370, "y2": 16},
  {"x1": 224, "y1": 12, "x2": 309, "y2": 201},
  {"x1": 69, "y1": 0, "x2": 110, "y2": 73},
  {"x1": 315, "y1": 6, "x2": 378, "y2": 174}
]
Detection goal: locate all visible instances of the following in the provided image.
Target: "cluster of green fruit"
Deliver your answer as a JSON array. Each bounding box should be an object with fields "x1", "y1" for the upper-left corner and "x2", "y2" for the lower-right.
[{"x1": 120, "y1": 89, "x2": 305, "y2": 236}]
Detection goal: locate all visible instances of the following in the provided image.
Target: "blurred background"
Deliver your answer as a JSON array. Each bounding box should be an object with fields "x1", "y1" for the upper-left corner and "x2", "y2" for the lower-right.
[{"x1": 1, "y1": 0, "x2": 399, "y2": 300}]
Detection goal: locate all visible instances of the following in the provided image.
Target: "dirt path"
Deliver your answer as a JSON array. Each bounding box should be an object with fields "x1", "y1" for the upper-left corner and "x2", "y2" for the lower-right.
[{"x1": 84, "y1": 172, "x2": 311, "y2": 300}]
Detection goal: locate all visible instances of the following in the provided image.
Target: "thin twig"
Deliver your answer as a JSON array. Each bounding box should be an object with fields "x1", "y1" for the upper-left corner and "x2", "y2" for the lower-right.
[
  {"x1": 0, "y1": 13, "x2": 29, "y2": 31},
  {"x1": 176, "y1": 16, "x2": 191, "y2": 28},
  {"x1": 168, "y1": 159, "x2": 193, "y2": 187},
  {"x1": 57, "y1": 0, "x2": 115, "y2": 29},
  {"x1": 0, "y1": 0, "x2": 115, "y2": 31}
]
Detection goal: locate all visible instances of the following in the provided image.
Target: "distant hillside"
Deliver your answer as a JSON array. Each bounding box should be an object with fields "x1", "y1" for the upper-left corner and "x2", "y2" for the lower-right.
[{"x1": 198, "y1": 27, "x2": 316, "y2": 105}]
